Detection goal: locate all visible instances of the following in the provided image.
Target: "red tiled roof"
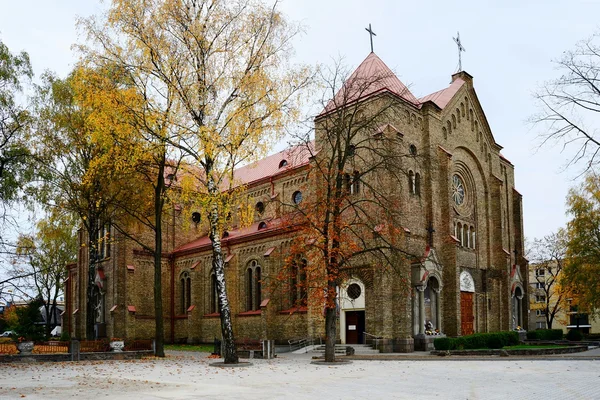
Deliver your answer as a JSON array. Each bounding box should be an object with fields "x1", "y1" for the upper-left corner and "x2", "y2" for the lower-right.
[
  {"x1": 173, "y1": 218, "x2": 286, "y2": 254},
  {"x1": 229, "y1": 142, "x2": 314, "y2": 187},
  {"x1": 321, "y1": 53, "x2": 418, "y2": 115},
  {"x1": 418, "y1": 78, "x2": 465, "y2": 109}
]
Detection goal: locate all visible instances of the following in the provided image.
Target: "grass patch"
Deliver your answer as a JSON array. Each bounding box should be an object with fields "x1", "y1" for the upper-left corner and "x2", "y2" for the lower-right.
[{"x1": 165, "y1": 344, "x2": 214, "y2": 353}]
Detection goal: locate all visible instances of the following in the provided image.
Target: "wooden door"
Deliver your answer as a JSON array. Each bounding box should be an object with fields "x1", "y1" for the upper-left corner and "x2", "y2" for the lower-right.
[
  {"x1": 460, "y1": 292, "x2": 474, "y2": 335},
  {"x1": 345, "y1": 311, "x2": 365, "y2": 344}
]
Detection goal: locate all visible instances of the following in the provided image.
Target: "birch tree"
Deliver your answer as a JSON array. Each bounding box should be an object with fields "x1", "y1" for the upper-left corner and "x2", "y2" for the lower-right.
[{"x1": 80, "y1": 0, "x2": 310, "y2": 363}]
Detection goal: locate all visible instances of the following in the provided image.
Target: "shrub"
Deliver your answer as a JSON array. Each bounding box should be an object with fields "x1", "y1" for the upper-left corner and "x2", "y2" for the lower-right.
[
  {"x1": 566, "y1": 329, "x2": 583, "y2": 341},
  {"x1": 433, "y1": 337, "x2": 452, "y2": 350},
  {"x1": 59, "y1": 332, "x2": 71, "y2": 342},
  {"x1": 487, "y1": 334, "x2": 503, "y2": 349},
  {"x1": 526, "y1": 329, "x2": 563, "y2": 340},
  {"x1": 433, "y1": 331, "x2": 519, "y2": 350}
]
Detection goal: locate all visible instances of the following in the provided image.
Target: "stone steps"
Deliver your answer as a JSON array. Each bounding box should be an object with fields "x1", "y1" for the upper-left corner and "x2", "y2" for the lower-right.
[{"x1": 311, "y1": 344, "x2": 380, "y2": 355}]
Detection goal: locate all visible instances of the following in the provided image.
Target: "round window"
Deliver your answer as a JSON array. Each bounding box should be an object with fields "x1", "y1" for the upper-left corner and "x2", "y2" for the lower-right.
[
  {"x1": 347, "y1": 283, "x2": 361, "y2": 300},
  {"x1": 191, "y1": 212, "x2": 201, "y2": 224},
  {"x1": 292, "y1": 191, "x2": 303, "y2": 205},
  {"x1": 255, "y1": 201, "x2": 265, "y2": 214},
  {"x1": 452, "y1": 174, "x2": 465, "y2": 206}
]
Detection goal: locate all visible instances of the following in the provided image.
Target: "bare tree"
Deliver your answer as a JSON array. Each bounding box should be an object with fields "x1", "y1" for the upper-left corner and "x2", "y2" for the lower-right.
[
  {"x1": 283, "y1": 57, "x2": 417, "y2": 362},
  {"x1": 528, "y1": 230, "x2": 568, "y2": 329},
  {"x1": 532, "y1": 32, "x2": 600, "y2": 170}
]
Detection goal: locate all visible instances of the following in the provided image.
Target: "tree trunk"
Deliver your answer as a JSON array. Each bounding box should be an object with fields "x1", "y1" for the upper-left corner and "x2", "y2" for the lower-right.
[
  {"x1": 154, "y1": 163, "x2": 166, "y2": 357},
  {"x1": 86, "y1": 218, "x2": 98, "y2": 340},
  {"x1": 207, "y1": 175, "x2": 238, "y2": 364},
  {"x1": 324, "y1": 296, "x2": 337, "y2": 362},
  {"x1": 44, "y1": 303, "x2": 51, "y2": 338}
]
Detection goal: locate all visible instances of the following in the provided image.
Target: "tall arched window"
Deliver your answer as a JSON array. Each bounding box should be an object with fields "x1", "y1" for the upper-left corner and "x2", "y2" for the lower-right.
[
  {"x1": 471, "y1": 227, "x2": 476, "y2": 249},
  {"x1": 457, "y1": 223, "x2": 463, "y2": 246},
  {"x1": 409, "y1": 171, "x2": 415, "y2": 194},
  {"x1": 462, "y1": 225, "x2": 468, "y2": 248},
  {"x1": 180, "y1": 271, "x2": 191, "y2": 314},
  {"x1": 290, "y1": 257, "x2": 307, "y2": 308},
  {"x1": 352, "y1": 171, "x2": 361, "y2": 194},
  {"x1": 415, "y1": 173, "x2": 421, "y2": 196},
  {"x1": 344, "y1": 173, "x2": 352, "y2": 193},
  {"x1": 246, "y1": 260, "x2": 261, "y2": 311}
]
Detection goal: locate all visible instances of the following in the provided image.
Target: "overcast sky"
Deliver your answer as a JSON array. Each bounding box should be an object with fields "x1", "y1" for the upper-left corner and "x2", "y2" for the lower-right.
[{"x1": 1, "y1": 0, "x2": 598, "y2": 241}]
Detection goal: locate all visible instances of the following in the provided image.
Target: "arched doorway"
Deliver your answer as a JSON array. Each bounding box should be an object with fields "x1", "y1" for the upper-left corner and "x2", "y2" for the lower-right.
[
  {"x1": 513, "y1": 285, "x2": 524, "y2": 329},
  {"x1": 339, "y1": 279, "x2": 365, "y2": 344},
  {"x1": 460, "y1": 270, "x2": 475, "y2": 335}
]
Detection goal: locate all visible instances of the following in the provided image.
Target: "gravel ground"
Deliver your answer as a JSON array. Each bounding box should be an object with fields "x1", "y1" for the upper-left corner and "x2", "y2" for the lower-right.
[{"x1": 0, "y1": 351, "x2": 598, "y2": 399}]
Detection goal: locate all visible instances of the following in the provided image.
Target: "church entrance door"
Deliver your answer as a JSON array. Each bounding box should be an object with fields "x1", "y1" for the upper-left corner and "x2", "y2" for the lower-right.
[
  {"x1": 345, "y1": 311, "x2": 365, "y2": 344},
  {"x1": 460, "y1": 291, "x2": 474, "y2": 335}
]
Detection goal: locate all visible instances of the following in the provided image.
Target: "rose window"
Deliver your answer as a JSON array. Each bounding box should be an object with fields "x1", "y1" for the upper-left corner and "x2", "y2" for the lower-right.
[{"x1": 452, "y1": 174, "x2": 465, "y2": 206}]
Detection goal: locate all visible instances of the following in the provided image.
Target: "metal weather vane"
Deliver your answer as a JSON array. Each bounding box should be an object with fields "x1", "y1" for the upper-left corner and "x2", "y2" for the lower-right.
[
  {"x1": 453, "y1": 31, "x2": 466, "y2": 72},
  {"x1": 365, "y1": 23, "x2": 377, "y2": 53}
]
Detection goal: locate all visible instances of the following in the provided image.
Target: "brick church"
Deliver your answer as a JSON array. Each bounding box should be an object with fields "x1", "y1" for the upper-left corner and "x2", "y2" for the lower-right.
[{"x1": 65, "y1": 51, "x2": 528, "y2": 352}]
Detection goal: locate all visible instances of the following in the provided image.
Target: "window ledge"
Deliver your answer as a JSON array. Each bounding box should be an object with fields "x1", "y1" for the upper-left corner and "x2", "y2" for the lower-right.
[
  {"x1": 237, "y1": 310, "x2": 262, "y2": 317},
  {"x1": 279, "y1": 306, "x2": 308, "y2": 315},
  {"x1": 203, "y1": 312, "x2": 220, "y2": 318}
]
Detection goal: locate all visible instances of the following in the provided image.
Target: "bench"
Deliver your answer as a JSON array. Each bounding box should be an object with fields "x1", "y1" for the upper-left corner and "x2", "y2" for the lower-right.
[{"x1": 235, "y1": 338, "x2": 262, "y2": 358}]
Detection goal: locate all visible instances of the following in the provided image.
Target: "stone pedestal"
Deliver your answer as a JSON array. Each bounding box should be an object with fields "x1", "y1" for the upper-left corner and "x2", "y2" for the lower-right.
[
  {"x1": 414, "y1": 334, "x2": 445, "y2": 351},
  {"x1": 393, "y1": 337, "x2": 414, "y2": 353},
  {"x1": 17, "y1": 341, "x2": 34, "y2": 355},
  {"x1": 110, "y1": 340, "x2": 125, "y2": 352}
]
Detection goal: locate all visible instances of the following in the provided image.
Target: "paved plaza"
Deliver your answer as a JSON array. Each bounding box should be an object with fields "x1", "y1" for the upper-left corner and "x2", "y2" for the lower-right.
[{"x1": 0, "y1": 351, "x2": 599, "y2": 399}]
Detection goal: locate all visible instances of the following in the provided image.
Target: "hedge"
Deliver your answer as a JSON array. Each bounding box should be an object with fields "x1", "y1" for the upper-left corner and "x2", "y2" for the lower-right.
[
  {"x1": 525, "y1": 329, "x2": 563, "y2": 340},
  {"x1": 434, "y1": 331, "x2": 519, "y2": 350},
  {"x1": 566, "y1": 329, "x2": 583, "y2": 341}
]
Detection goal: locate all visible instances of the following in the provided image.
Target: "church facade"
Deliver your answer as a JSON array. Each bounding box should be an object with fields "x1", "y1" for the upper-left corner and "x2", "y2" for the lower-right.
[{"x1": 65, "y1": 52, "x2": 528, "y2": 352}]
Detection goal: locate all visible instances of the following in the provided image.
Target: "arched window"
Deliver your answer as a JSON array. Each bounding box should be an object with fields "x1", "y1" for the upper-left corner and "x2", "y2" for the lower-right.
[
  {"x1": 246, "y1": 268, "x2": 253, "y2": 311},
  {"x1": 456, "y1": 109, "x2": 461, "y2": 123},
  {"x1": 461, "y1": 102, "x2": 465, "y2": 117},
  {"x1": 471, "y1": 227, "x2": 476, "y2": 249},
  {"x1": 255, "y1": 201, "x2": 265, "y2": 215},
  {"x1": 210, "y1": 273, "x2": 218, "y2": 314},
  {"x1": 180, "y1": 271, "x2": 191, "y2": 314},
  {"x1": 452, "y1": 114, "x2": 457, "y2": 129},
  {"x1": 246, "y1": 260, "x2": 261, "y2": 311},
  {"x1": 278, "y1": 159, "x2": 288, "y2": 168},
  {"x1": 442, "y1": 127, "x2": 447, "y2": 140},
  {"x1": 352, "y1": 171, "x2": 360, "y2": 194},
  {"x1": 344, "y1": 173, "x2": 352, "y2": 193},
  {"x1": 446, "y1": 120, "x2": 452, "y2": 135},
  {"x1": 409, "y1": 171, "x2": 415, "y2": 194},
  {"x1": 415, "y1": 173, "x2": 421, "y2": 196},
  {"x1": 462, "y1": 225, "x2": 468, "y2": 248},
  {"x1": 466, "y1": 226, "x2": 471, "y2": 248},
  {"x1": 457, "y1": 223, "x2": 463, "y2": 246},
  {"x1": 290, "y1": 257, "x2": 307, "y2": 308}
]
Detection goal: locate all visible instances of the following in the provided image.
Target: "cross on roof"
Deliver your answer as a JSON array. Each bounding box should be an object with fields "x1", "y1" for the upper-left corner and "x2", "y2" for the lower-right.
[
  {"x1": 453, "y1": 31, "x2": 466, "y2": 72},
  {"x1": 365, "y1": 23, "x2": 376, "y2": 53}
]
